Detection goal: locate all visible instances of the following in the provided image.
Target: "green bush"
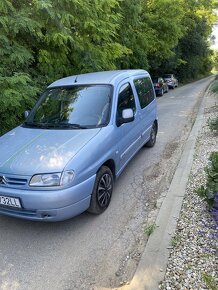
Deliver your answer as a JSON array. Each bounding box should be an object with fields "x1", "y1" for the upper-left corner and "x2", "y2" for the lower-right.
[
  {"x1": 208, "y1": 116, "x2": 218, "y2": 133},
  {"x1": 196, "y1": 152, "x2": 218, "y2": 206},
  {"x1": 210, "y1": 79, "x2": 218, "y2": 94}
]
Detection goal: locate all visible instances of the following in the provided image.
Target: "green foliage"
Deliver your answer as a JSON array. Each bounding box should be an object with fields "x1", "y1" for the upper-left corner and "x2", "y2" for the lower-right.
[
  {"x1": 0, "y1": 0, "x2": 217, "y2": 135},
  {"x1": 157, "y1": 0, "x2": 217, "y2": 81},
  {"x1": 212, "y1": 51, "x2": 218, "y2": 72},
  {"x1": 196, "y1": 152, "x2": 218, "y2": 206},
  {"x1": 144, "y1": 223, "x2": 157, "y2": 236},
  {"x1": 208, "y1": 116, "x2": 218, "y2": 133},
  {"x1": 171, "y1": 234, "x2": 181, "y2": 247},
  {"x1": 210, "y1": 79, "x2": 218, "y2": 93},
  {"x1": 201, "y1": 272, "x2": 217, "y2": 290}
]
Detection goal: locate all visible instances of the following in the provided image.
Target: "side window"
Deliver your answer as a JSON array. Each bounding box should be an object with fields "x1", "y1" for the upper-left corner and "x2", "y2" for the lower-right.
[
  {"x1": 116, "y1": 83, "x2": 136, "y2": 125},
  {"x1": 134, "y1": 77, "x2": 155, "y2": 109}
]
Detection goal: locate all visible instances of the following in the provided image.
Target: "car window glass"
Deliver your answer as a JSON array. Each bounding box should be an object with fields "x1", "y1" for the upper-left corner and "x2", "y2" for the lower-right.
[
  {"x1": 134, "y1": 77, "x2": 155, "y2": 108},
  {"x1": 116, "y1": 83, "x2": 136, "y2": 123},
  {"x1": 26, "y1": 85, "x2": 112, "y2": 128}
]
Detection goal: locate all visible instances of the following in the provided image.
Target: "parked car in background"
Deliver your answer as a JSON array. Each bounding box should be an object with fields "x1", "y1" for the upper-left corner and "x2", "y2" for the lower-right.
[
  {"x1": 152, "y1": 76, "x2": 168, "y2": 96},
  {"x1": 0, "y1": 70, "x2": 158, "y2": 221},
  {"x1": 163, "y1": 74, "x2": 178, "y2": 89}
]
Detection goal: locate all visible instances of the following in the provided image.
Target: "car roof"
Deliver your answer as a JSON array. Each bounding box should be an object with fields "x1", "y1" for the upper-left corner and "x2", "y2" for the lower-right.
[{"x1": 48, "y1": 70, "x2": 149, "y2": 88}]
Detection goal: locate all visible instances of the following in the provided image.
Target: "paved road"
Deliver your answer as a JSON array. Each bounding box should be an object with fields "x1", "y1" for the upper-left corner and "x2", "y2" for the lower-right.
[{"x1": 0, "y1": 76, "x2": 214, "y2": 290}]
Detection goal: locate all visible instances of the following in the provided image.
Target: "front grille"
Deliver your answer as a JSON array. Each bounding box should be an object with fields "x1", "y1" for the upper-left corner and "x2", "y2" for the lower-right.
[{"x1": 0, "y1": 175, "x2": 28, "y2": 186}]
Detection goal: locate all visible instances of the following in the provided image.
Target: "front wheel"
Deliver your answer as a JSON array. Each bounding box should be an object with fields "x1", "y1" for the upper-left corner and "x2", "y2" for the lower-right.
[
  {"x1": 145, "y1": 123, "x2": 157, "y2": 147},
  {"x1": 88, "y1": 166, "x2": 113, "y2": 214}
]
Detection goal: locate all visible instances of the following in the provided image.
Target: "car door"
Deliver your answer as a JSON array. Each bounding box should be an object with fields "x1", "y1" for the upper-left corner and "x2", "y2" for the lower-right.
[
  {"x1": 133, "y1": 76, "x2": 156, "y2": 146},
  {"x1": 115, "y1": 81, "x2": 142, "y2": 173}
]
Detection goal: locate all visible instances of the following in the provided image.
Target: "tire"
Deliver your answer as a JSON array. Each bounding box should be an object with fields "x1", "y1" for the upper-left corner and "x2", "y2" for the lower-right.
[
  {"x1": 159, "y1": 88, "x2": 164, "y2": 96},
  {"x1": 145, "y1": 123, "x2": 157, "y2": 147},
  {"x1": 88, "y1": 166, "x2": 114, "y2": 214},
  {"x1": 165, "y1": 86, "x2": 169, "y2": 93}
]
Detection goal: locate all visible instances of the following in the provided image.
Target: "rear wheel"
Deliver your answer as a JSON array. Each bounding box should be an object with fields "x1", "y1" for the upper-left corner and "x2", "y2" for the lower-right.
[
  {"x1": 88, "y1": 166, "x2": 113, "y2": 214},
  {"x1": 159, "y1": 88, "x2": 164, "y2": 96},
  {"x1": 145, "y1": 123, "x2": 157, "y2": 147},
  {"x1": 165, "y1": 85, "x2": 169, "y2": 93}
]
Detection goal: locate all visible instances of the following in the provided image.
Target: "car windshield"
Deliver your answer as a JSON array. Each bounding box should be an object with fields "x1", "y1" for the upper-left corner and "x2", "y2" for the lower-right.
[{"x1": 24, "y1": 85, "x2": 112, "y2": 129}]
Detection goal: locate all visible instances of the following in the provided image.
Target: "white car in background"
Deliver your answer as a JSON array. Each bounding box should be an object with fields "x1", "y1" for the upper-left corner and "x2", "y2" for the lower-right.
[{"x1": 163, "y1": 74, "x2": 178, "y2": 89}]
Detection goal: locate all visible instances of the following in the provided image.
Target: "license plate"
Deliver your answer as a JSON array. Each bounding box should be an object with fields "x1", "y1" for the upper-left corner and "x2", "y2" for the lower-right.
[{"x1": 0, "y1": 195, "x2": 21, "y2": 208}]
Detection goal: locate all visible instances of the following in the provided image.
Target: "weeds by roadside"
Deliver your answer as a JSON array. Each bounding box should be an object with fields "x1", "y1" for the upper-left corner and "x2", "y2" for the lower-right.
[
  {"x1": 208, "y1": 116, "x2": 218, "y2": 133},
  {"x1": 196, "y1": 81, "x2": 218, "y2": 227},
  {"x1": 210, "y1": 78, "x2": 218, "y2": 94},
  {"x1": 207, "y1": 77, "x2": 218, "y2": 134},
  {"x1": 171, "y1": 234, "x2": 181, "y2": 248},
  {"x1": 144, "y1": 224, "x2": 157, "y2": 236},
  {"x1": 202, "y1": 272, "x2": 218, "y2": 290},
  {"x1": 196, "y1": 152, "x2": 218, "y2": 207}
]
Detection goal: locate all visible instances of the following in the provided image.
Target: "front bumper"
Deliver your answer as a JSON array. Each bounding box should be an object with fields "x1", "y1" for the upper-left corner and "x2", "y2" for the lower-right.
[{"x1": 0, "y1": 175, "x2": 96, "y2": 221}]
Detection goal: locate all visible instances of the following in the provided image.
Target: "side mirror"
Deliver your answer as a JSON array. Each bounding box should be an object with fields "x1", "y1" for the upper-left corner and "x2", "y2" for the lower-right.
[
  {"x1": 122, "y1": 108, "x2": 134, "y2": 123},
  {"x1": 24, "y1": 111, "x2": 30, "y2": 119}
]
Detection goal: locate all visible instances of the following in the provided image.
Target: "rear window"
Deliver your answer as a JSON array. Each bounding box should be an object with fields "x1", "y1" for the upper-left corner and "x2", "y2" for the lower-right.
[
  {"x1": 134, "y1": 77, "x2": 155, "y2": 109},
  {"x1": 163, "y1": 74, "x2": 172, "y2": 79}
]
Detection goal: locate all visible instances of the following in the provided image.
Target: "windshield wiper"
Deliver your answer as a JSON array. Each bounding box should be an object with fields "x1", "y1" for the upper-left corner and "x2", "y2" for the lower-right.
[
  {"x1": 23, "y1": 122, "x2": 48, "y2": 128},
  {"x1": 56, "y1": 123, "x2": 88, "y2": 129},
  {"x1": 23, "y1": 121, "x2": 88, "y2": 129}
]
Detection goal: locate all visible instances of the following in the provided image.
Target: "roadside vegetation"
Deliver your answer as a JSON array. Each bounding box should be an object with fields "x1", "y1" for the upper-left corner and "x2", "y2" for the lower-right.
[
  {"x1": 208, "y1": 77, "x2": 218, "y2": 133},
  {"x1": 196, "y1": 81, "x2": 218, "y2": 226},
  {"x1": 196, "y1": 152, "x2": 218, "y2": 208},
  {"x1": 144, "y1": 223, "x2": 157, "y2": 237},
  {"x1": 0, "y1": 0, "x2": 217, "y2": 136}
]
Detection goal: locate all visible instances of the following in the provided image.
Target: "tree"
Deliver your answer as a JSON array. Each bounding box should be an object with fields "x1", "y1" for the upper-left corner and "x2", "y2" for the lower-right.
[{"x1": 0, "y1": 0, "x2": 128, "y2": 135}]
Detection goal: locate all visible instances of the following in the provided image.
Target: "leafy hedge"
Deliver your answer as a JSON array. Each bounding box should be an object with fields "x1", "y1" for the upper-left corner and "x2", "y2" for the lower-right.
[{"x1": 0, "y1": 0, "x2": 217, "y2": 135}]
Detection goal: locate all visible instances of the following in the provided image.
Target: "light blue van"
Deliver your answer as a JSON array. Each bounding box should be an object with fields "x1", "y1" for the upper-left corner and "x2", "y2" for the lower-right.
[{"x1": 0, "y1": 70, "x2": 158, "y2": 221}]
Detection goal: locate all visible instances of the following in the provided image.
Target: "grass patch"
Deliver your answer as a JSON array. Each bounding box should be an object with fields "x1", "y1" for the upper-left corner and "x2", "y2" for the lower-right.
[
  {"x1": 202, "y1": 272, "x2": 217, "y2": 290},
  {"x1": 144, "y1": 224, "x2": 157, "y2": 236},
  {"x1": 171, "y1": 235, "x2": 181, "y2": 247}
]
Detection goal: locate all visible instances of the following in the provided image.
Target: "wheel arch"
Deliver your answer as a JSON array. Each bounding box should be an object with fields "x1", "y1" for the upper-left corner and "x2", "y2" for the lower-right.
[{"x1": 98, "y1": 159, "x2": 116, "y2": 180}]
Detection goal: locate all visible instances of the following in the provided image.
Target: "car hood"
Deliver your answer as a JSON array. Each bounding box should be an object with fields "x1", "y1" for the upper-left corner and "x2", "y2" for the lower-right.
[{"x1": 0, "y1": 126, "x2": 101, "y2": 175}]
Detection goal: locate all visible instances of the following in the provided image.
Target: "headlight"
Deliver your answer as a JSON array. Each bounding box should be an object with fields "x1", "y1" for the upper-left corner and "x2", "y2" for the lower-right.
[
  {"x1": 60, "y1": 170, "x2": 75, "y2": 186},
  {"x1": 29, "y1": 171, "x2": 75, "y2": 187}
]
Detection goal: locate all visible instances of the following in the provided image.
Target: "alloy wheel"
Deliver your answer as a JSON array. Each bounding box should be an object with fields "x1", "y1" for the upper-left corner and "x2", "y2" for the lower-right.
[{"x1": 97, "y1": 173, "x2": 113, "y2": 208}]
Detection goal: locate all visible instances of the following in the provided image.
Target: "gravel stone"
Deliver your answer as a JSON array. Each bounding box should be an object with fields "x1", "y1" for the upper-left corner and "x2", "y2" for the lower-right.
[{"x1": 159, "y1": 92, "x2": 218, "y2": 289}]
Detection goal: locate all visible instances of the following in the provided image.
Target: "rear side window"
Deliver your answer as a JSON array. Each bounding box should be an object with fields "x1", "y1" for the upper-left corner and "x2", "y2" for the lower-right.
[{"x1": 134, "y1": 77, "x2": 155, "y2": 109}]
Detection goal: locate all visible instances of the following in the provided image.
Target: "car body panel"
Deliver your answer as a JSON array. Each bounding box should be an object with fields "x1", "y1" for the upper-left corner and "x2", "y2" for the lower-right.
[
  {"x1": 152, "y1": 77, "x2": 168, "y2": 96},
  {"x1": 0, "y1": 126, "x2": 101, "y2": 175}
]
